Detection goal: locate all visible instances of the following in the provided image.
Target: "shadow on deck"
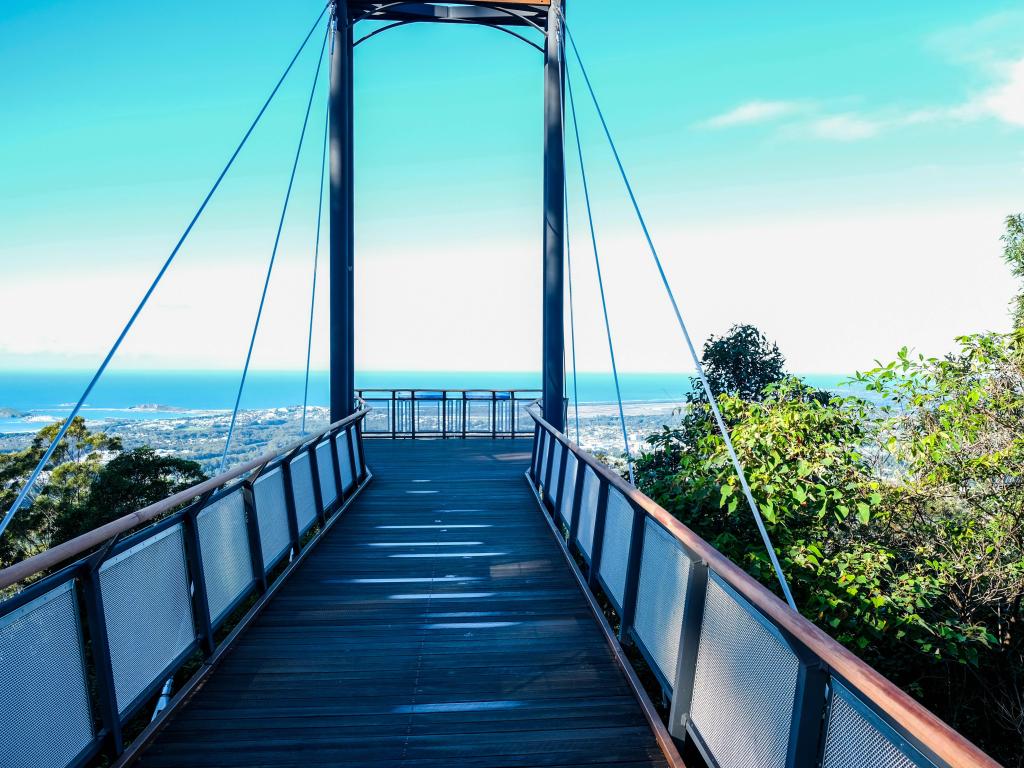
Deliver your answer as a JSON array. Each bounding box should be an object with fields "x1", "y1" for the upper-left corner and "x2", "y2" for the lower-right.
[{"x1": 134, "y1": 440, "x2": 668, "y2": 767}]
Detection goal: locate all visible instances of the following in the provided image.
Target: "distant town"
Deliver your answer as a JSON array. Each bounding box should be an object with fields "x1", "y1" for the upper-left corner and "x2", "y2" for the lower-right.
[{"x1": 0, "y1": 401, "x2": 682, "y2": 475}]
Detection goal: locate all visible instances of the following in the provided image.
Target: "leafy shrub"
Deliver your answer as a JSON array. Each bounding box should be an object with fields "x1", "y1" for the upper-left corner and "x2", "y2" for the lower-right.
[{"x1": 636, "y1": 333, "x2": 1024, "y2": 764}]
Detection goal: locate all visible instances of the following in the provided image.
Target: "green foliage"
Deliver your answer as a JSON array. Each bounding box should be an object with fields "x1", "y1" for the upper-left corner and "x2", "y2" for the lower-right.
[
  {"x1": 0, "y1": 419, "x2": 206, "y2": 569},
  {"x1": 855, "y1": 333, "x2": 1024, "y2": 743},
  {"x1": 689, "y1": 323, "x2": 786, "y2": 403},
  {"x1": 54, "y1": 447, "x2": 206, "y2": 543},
  {"x1": 636, "y1": 316, "x2": 1024, "y2": 763},
  {"x1": 0, "y1": 417, "x2": 120, "y2": 566},
  {"x1": 639, "y1": 380, "x2": 902, "y2": 649},
  {"x1": 1003, "y1": 213, "x2": 1024, "y2": 331}
]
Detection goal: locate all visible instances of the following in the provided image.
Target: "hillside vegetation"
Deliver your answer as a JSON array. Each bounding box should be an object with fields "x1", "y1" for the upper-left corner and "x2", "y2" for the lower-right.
[{"x1": 635, "y1": 214, "x2": 1024, "y2": 765}]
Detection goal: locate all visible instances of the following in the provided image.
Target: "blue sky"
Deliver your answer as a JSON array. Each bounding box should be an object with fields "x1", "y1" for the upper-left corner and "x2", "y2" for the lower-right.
[{"x1": 1, "y1": 1, "x2": 1022, "y2": 375}]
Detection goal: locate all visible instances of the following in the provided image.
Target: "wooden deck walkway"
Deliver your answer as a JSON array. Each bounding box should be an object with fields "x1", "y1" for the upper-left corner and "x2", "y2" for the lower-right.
[{"x1": 135, "y1": 440, "x2": 668, "y2": 768}]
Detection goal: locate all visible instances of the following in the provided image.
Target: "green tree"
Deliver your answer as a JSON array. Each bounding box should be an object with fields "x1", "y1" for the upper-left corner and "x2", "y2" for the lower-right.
[
  {"x1": 1002, "y1": 213, "x2": 1024, "y2": 331},
  {"x1": 635, "y1": 313, "x2": 1024, "y2": 762},
  {"x1": 0, "y1": 420, "x2": 206, "y2": 569},
  {"x1": 690, "y1": 323, "x2": 786, "y2": 403},
  {"x1": 53, "y1": 447, "x2": 206, "y2": 542},
  {"x1": 856, "y1": 335, "x2": 1024, "y2": 746},
  {"x1": 0, "y1": 417, "x2": 120, "y2": 565},
  {"x1": 638, "y1": 379, "x2": 893, "y2": 644}
]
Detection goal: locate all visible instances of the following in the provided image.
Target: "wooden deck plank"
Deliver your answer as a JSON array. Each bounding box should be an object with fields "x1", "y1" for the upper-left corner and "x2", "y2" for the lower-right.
[{"x1": 134, "y1": 440, "x2": 667, "y2": 768}]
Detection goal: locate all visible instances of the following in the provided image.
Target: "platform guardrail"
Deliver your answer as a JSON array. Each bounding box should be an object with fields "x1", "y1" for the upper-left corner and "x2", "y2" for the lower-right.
[
  {"x1": 528, "y1": 409, "x2": 999, "y2": 768},
  {"x1": 0, "y1": 411, "x2": 370, "y2": 768},
  {"x1": 357, "y1": 388, "x2": 540, "y2": 439}
]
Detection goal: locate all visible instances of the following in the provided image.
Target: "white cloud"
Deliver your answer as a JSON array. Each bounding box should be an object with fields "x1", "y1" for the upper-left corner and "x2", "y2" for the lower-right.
[
  {"x1": 701, "y1": 100, "x2": 802, "y2": 128},
  {"x1": 976, "y1": 57, "x2": 1024, "y2": 126},
  {"x1": 928, "y1": 10, "x2": 1024, "y2": 68},
  {"x1": 807, "y1": 114, "x2": 883, "y2": 141},
  {"x1": 700, "y1": 9, "x2": 1024, "y2": 143}
]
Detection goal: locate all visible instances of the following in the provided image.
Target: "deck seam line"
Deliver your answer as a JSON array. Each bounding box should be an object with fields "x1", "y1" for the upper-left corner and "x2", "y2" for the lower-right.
[
  {"x1": 398, "y1": 484, "x2": 437, "y2": 767},
  {"x1": 524, "y1": 469, "x2": 688, "y2": 768}
]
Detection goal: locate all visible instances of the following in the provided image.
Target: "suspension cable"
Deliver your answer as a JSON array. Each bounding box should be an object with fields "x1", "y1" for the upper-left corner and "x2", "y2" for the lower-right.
[
  {"x1": 0, "y1": 4, "x2": 330, "y2": 542},
  {"x1": 564, "y1": 64, "x2": 635, "y2": 485},
  {"x1": 221, "y1": 26, "x2": 330, "y2": 471},
  {"x1": 302, "y1": 103, "x2": 330, "y2": 434},
  {"x1": 562, "y1": 19, "x2": 797, "y2": 610}
]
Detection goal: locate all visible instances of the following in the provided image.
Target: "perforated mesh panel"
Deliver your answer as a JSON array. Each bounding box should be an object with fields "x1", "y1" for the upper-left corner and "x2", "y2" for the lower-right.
[
  {"x1": 598, "y1": 487, "x2": 633, "y2": 608},
  {"x1": 559, "y1": 453, "x2": 578, "y2": 526},
  {"x1": 823, "y1": 683, "x2": 923, "y2": 768},
  {"x1": 290, "y1": 452, "x2": 318, "y2": 535},
  {"x1": 197, "y1": 490, "x2": 255, "y2": 626},
  {"x1": 315, "y1": 440, "x2": 337, "y2": 509},
  {"x1": 0, "y1": 580, "x2": 93, "y2": 768},
  {"x1": 575, "y1": 466, "x2": 600, "y2": 558},
  {"x1": 100, "y1": 525, "x2": 194, "y2": 715},
  {"x1": 335, "y1": 431, "x2": 354, "y2": 493},
  {"x1": 253, "y1": 467, "x2": 291, "y2": 570},
  {"x1": 633, "y1": 518, "x2": 690, "y2": 685},
  {"x1": 546, "y1": 441, "x2": 563, "y2": 505},
  {"x1": 689, "y1": 576, "x2": 800, "y2": 768}
]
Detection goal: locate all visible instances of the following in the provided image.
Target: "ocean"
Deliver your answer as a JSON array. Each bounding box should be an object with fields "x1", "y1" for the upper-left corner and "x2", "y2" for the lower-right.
[{"x1": 0, "y1": 370, "x2": 853, "y2": 434}]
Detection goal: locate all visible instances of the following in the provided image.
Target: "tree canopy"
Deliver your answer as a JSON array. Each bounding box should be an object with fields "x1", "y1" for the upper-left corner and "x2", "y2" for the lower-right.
[
  {"x1": 690, "y1": 323, "x2": 786, "y2": 403},
  {"x1": 0, "y1": 418, "x2": 205, "y2": 569}
]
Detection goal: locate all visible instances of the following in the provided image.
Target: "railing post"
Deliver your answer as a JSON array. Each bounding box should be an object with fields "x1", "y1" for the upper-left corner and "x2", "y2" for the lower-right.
[
  {"x1": 542, "y1": 434, "x2": 557, "y2": 501},
  {"x1": 391, "y1": 390, "x2": 397, "y2": 440},
  {"x1": 411, "y1": 391, "x2": 417, "y2": 440},
  {"x1": 587, "y1": 480, "x2": 609, "y2": 589},
  {"x1": 617, "y1": 503, "x2": 647, "y2": 642},
  {"x1": 329, "y1": 428, "x2": 344, "y2": 509},
  {"x1": 552, "y1": 440, "x2": 569, "y2": 519},
  {"x1": 346, "y1": 425, "x2": 360, "y2": 485},
  {"x1": 788, "y1": 658, "x2": 829, "y2": 768},
  {"x1": 491, "y1": 391, "x2": 497, "y2": 439},
  {"x1": 81, "y1": 563, "x2": 123, "y2": 756},
  {"x1": 242, "y1": 482, "x2": 267, "y2": 593},
  {"x1": 567, "y1": 457, "x2": 586, "y2": 546},
  {"x1": 280, "y1": 455, "x2": 301, "y2": 554},
  {"x1": 308, "y1": 444, "x2": 327, "y2": 527},
  {"x1": 530, "y1": 423, "x2": 541, "y2": 482},
  {"x1": 182, "y1": 506, "x2": 215, "y2": 656},
  {"x1": 355, "y1": 420, "x2": 367, "y2": 480},
  {"x1": 667, "y1": 559, "x2": 709, "y2": 744}
]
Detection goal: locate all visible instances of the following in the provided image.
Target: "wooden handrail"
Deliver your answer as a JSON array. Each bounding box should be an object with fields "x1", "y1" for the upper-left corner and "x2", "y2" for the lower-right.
[
  {"x1": 528, "y1": 409, "x2": 1001, "y2": 768},
  {"x1": 0, "y1": 409, "x2": 369, "y2": 592}
]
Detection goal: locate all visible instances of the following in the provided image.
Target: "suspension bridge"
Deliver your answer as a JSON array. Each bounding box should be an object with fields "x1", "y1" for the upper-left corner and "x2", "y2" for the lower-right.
[{"x1": 0, "y1": 3, "x2": 1003, "y2": 767}]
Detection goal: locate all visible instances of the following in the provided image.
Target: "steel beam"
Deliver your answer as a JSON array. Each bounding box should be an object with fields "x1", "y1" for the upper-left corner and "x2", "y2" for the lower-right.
[
  {"x1": 541, "y1": 0, "x2": 565, "y2": 432},
  {"x1": 330, "y1": 3, "x2": 356, "y2": 421},
  {"x1": 348, "y1": 2, "x2": 546, "y2": 26}
]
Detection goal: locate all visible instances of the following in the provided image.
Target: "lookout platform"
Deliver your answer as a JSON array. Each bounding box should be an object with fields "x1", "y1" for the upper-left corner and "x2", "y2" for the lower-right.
[
  {"x1": 0, "y1": 412, "x2": 996, "y2": 768},
  {"x1": 133, "y1": 440, "x2": 668, "y2": 768}
]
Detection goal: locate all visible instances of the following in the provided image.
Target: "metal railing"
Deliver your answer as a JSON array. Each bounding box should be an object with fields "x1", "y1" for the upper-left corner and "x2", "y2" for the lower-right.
[
  {"x1": 528, "y1": 410, "x2": 999, "y2": 768},
  {"x1": 357, "y1": 388, "x2": 541, "y2": 439},
  {"x1": 0, "y1": 411, "x2": 369, "y2": 768}
]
